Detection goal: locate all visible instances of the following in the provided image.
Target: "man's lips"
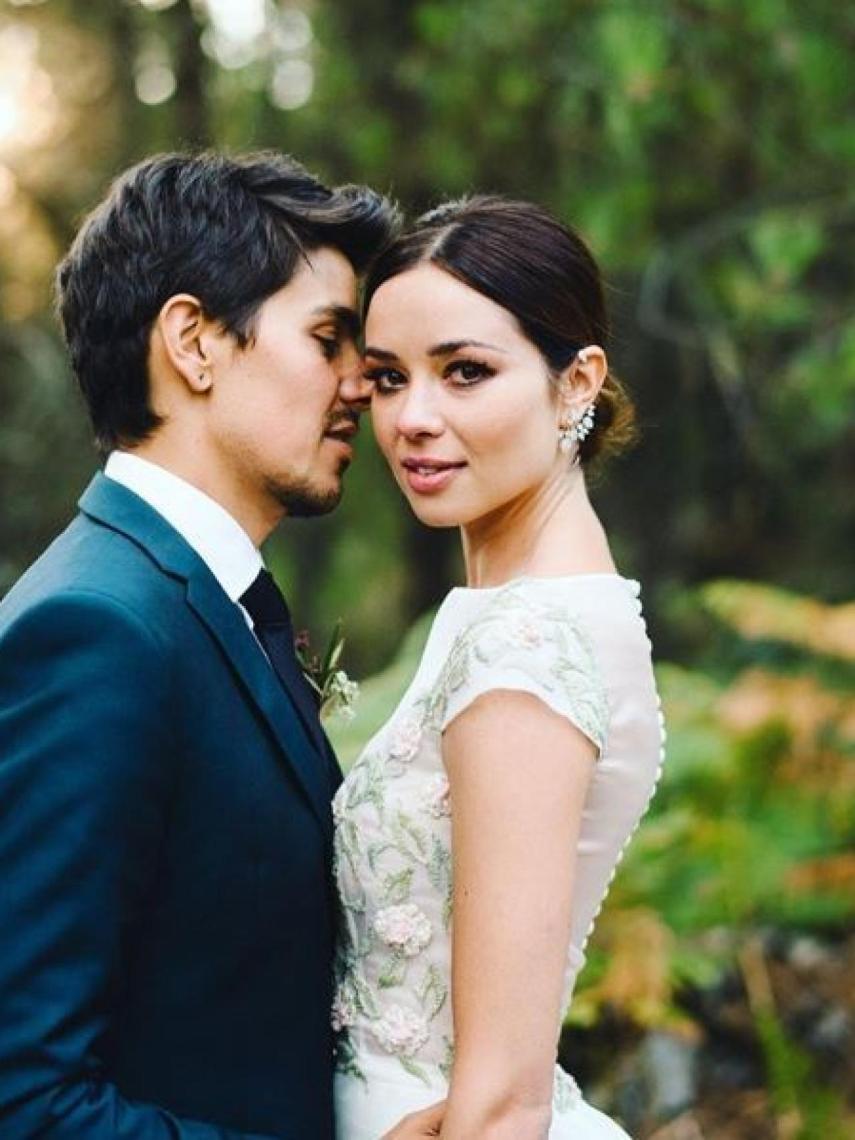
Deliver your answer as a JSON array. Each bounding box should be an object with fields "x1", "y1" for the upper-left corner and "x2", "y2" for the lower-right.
[
  {"x1": 400, "y1": 456, "x2": 467, "y2": 494},
  {"x1": 324, "y1": 419, "x2": 359, "y2": 444}
]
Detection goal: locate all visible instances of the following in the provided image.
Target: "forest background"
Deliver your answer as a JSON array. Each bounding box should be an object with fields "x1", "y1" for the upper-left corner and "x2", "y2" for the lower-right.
[{"x1": 0, "y1": 1, "x2": 852, "y2": 1137}]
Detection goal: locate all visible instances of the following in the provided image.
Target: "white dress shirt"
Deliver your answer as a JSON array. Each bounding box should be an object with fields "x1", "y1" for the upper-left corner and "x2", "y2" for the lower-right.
[{"x1": 104, "y1": 451, "x2": 264, "y2": 625}]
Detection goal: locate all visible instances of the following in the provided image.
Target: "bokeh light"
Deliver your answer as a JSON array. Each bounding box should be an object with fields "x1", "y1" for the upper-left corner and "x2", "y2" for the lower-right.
[
  {"x1": 202, "y1": 0, "x2": 267, "y2": 68},
  {"x1": 274, "y1": 8, "x2": 313, "y2": 54},
  {"x1": 135, "y1": 35, "x2": 176, "y2": 105},
  {"x1": 0, "y1": 23, "x2": 58, "y2": 156},
  {"x1": 270, "y1": 58, "x2": 313, "y2": 110}
]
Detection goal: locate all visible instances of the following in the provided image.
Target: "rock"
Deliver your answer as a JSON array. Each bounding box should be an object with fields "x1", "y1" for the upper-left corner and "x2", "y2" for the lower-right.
[
  {"x1": 805, "y1": 1006, "x2": 851, "y2": 1057},
  {"x1": 640, "y1": 1030, "x2": 699, "y2": 1118},
  {"x1": 786, "y1": 934, "x2": 832, "y2": 972}
]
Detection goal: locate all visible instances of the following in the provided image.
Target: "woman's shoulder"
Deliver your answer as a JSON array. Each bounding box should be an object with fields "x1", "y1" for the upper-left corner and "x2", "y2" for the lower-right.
[
  {"x1": 425, "y1": 578, "x2": 616, "y2": 747},
  {"x1": 441, "y1": 573, "x2": 645, "y2": 637}
]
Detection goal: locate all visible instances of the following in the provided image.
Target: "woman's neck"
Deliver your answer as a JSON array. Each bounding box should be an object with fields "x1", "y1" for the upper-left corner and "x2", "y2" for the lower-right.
[{"x1": 460, "y1": 466, "x2": 615, "y2": 588}]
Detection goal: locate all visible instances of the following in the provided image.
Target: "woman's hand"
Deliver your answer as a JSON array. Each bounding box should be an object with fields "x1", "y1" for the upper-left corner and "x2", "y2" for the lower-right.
[{"x1": 382, "y1": 1099, "x2": 445, "y2": 1138}]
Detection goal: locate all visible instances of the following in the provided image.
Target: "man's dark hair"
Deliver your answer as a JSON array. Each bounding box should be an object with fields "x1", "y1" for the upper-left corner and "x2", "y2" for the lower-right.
[{"x1": 57, "y1": 151, "x2": 399, "y2": 453}]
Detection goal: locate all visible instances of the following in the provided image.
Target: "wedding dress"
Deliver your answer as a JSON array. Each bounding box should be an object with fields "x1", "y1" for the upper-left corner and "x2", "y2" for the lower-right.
[{"x1": 332, "y1": 575, "x2": 665, "y2": 1138}]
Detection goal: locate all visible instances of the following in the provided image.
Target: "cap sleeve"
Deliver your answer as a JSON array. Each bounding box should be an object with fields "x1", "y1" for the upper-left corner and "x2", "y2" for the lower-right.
[{"x1": 429, "y1": 585, "x2": 609, "y2": 755}]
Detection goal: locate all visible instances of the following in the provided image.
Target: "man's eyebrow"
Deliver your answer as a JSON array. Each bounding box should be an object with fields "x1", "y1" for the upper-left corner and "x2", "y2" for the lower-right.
[
  {"x1": 363, "y1": 346, "x2": 400, "y2": 362},
  {"x1": 427, "y1": 339, "x2": 508, "y2": 357},
  {"x1": 312, "y1": 304, "x2": 361, "y2": 339}
]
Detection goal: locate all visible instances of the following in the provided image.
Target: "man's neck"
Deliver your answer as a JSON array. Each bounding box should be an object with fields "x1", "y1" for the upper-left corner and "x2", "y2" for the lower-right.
[{"x1": 120, "y1": 441, "x2": 281, "y2": 548}]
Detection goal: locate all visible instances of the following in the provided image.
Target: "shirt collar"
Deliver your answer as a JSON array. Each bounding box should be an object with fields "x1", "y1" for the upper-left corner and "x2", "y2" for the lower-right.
[{"x1": 103, "y1": 451, "x2": 264, "y2": 603}]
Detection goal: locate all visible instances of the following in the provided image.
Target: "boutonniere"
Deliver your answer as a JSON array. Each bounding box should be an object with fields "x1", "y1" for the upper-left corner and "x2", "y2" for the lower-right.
[{"x1": 295, "y1": 621, "x2": 359, "y2": 721}]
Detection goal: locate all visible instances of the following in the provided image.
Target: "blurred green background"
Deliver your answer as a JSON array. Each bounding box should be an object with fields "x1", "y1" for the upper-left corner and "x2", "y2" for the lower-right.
[{"x1": 0, "y1": 1, "x2": 852, "y2": 1136}]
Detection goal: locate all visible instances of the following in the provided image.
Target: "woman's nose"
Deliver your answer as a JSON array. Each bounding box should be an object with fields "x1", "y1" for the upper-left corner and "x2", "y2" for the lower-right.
[{"x1": 395, "y1": 381, "x2": 444, "y2": 438}]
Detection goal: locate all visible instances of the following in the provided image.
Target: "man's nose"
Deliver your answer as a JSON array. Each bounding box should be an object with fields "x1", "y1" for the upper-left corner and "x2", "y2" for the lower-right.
[{"x1": 338, "y1": 344, "x2": 372, "y2": 409}]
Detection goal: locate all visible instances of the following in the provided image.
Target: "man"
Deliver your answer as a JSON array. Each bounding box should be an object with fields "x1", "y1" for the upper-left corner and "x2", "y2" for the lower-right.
[{"x1": 0, "y1": 153, "x2": 440, "y2": 1138}]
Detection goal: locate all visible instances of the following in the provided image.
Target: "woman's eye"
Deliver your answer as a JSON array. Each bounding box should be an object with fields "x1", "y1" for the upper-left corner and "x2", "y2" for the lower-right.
[
  {"x1": 363, "y1": 367, "x2": 407, "y2": 394},
  {"x1": 445, "y1": 360, "x2": 495, "y2": 385}
]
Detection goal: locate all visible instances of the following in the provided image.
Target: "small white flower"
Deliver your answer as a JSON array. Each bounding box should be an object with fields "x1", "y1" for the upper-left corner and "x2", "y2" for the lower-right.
[
  {"x1": 331, "y1": 987, "x2": 356, "y2": 1032},
  {"x1": 423, "y1": 773, "x2": 451, "y2": 818},
  {"x1": 371, "y1": 1004, "x2": 429, "y2": 1057},
  {"x1": 388, "y1": 713, "x2": 423, "y2": 763},
  {"x1": 323, "y1": 670, "x2": 360, "y2": 722},
  {"x1": 373, "y1": 903, "x2": 432, "y2": 957}
]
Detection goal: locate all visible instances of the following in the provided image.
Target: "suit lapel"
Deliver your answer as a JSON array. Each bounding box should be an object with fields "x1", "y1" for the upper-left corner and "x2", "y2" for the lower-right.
[
  {"x1": 79, "y1": 474, "x2": 334, "y2": 843},
  {"x1": 184, "y1": 573, "x2": 333, "y2": 841}
]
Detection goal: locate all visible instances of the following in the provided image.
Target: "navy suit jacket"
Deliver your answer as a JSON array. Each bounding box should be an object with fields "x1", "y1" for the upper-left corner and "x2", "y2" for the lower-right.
[{"x1": 0, "y1": 475, "x2": 342, "y2": 1138}]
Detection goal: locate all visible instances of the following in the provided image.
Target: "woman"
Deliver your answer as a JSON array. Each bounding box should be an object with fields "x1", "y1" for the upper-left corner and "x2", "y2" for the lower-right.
[{"x1": 332, "y1": 197, "x2": 665, "y2": 1139}]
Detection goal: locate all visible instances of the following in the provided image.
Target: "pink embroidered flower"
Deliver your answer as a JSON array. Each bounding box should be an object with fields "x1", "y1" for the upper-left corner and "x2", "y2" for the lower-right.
[
  {"x1": 424, "y1": 773, "x2": 451, "y2": 818},
  {"x1": 510, "y1": 615, "x2": 544, "y2": 647},
  {"x1": 388, "y1": 714, "x2": 423, "y2": 763},
  {"x1": 371, "y1": 1005, "x2": 429, "y2": 1057},
  {"x1": 373, "y1": 903, "x2": 432, "y2": 957},
  {"x1": 331, "y1": 987, "x2": 356, "y2": 1032}
]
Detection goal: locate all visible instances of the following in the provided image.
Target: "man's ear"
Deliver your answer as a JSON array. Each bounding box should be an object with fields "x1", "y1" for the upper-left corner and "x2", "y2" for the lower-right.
[
  {"x1": 556, "y1": 344, "x2": 608, "y2": 419},
  {"x1": 156, "y1": 294, "x2": 216, "y2": 393}
]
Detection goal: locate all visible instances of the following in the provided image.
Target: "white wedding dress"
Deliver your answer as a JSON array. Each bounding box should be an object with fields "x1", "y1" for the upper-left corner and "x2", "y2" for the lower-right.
[{"x1": 332, "y1": 575, "x2": 665, "y2": 1138}]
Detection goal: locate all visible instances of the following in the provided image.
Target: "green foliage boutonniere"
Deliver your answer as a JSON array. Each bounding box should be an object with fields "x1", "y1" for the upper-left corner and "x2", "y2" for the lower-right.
[{"x1": 295, "y1": 621, "x2": 359, "y2": 721}]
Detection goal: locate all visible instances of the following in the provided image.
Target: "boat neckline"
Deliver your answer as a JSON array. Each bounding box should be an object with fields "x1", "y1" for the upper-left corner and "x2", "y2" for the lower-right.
[{"x1": 449, "y1": 572, "x2": 640, "y2": 595}]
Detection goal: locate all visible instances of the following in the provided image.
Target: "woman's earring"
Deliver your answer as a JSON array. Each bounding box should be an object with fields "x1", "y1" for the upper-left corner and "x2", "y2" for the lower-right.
[
  {"x1": 558, "y1": 404, "x2": 596, "y2": 454},
  {"x1": 575, "y1": 403, "x2": 596, "y2": 441}
]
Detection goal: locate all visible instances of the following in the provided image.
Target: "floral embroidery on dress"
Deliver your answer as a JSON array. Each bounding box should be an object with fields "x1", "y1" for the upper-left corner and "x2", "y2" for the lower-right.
[
  {"x1": 427, "y1": 586, "x2": 610, "y2": 748},
  {"x1": 331, "y1": 987, "x2": 357, "y2": 1033},
  {"x1": 374, "y1": 904, "x2": 433, "y2": 957},
  {"x1": 388, "y1": 712, "x2": 423, "y2": 763},
  {"x1": 372, "y1": 1005, "x2": 430, "y2": 1056},
  {"x1": 507, "y1": 612, "x2": 545, "y2": 648},
  {"x1": 423, "y1": 772, "x2": 451, "y2": 818},
  {"x1": 332, "y1": 584, "x2": 615, "y2": 1100}
]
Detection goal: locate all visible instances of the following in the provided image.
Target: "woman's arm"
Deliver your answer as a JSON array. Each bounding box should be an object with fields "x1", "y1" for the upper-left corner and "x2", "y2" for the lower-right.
[{"x1": 439, "y1": 689, "x2": 597, "y2": 1140}]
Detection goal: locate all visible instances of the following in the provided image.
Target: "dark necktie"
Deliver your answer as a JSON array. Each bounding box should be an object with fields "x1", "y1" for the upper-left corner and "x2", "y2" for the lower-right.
[{"x1": 240, "y1": 569, "x2": 326, "y2": 756}]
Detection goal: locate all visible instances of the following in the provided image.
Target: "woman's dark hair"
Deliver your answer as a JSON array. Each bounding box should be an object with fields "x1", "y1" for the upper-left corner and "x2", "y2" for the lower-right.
[
  {"x1": 363, "y1": 196, "x2": 636, "y2": 463},
  {"x1": 57, "y1": 150, "x2": 399, "y2": 453}
]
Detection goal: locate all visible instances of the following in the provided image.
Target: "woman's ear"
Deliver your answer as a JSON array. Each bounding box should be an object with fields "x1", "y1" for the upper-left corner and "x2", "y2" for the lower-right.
[
  {"x1": 156, "y1": 294, "x2": 215, "y2": 393},
  {"x1": 557, "y1": 344, "x2": 608, "y2": 418}
]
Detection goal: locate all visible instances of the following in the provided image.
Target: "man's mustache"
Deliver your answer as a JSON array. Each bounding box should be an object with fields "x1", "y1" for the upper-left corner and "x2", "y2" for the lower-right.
[{"x1": 324, "y1": 410, "x2": 361, "y2": 436}]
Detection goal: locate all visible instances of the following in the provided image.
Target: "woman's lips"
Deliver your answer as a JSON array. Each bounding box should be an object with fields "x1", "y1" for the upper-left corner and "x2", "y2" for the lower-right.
[{"x1": 400, "y1": 457, "x2": 466, "y2": 495}]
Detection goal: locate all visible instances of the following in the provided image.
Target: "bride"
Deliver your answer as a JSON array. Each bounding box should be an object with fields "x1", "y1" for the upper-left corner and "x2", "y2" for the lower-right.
[{"x1": 332, "y1": 197, "x2": 665, "y2": 1139}]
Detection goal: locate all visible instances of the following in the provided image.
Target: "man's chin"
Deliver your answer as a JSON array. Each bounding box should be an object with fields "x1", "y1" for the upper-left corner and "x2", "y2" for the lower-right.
[{"x1": 267, "y1": 475, "x2": 343, "y2": 518}]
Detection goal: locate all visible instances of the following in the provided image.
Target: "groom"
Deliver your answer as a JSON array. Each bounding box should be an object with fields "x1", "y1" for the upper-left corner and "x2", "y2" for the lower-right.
[{"x1": 0, "y1": 154, "x2": 439, "y2": 1138}]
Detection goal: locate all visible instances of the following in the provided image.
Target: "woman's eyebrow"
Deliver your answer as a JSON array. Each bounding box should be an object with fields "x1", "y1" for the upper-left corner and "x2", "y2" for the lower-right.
[
  {"x1": 364, "y1": 339, "x2": 509, "y2": 361},
  {"x1": 427, "y1": 339, "x2": 508, "y2": 357},
  {"x1": 363, "y1": 345, "x2": 400, "y2": 361}
]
